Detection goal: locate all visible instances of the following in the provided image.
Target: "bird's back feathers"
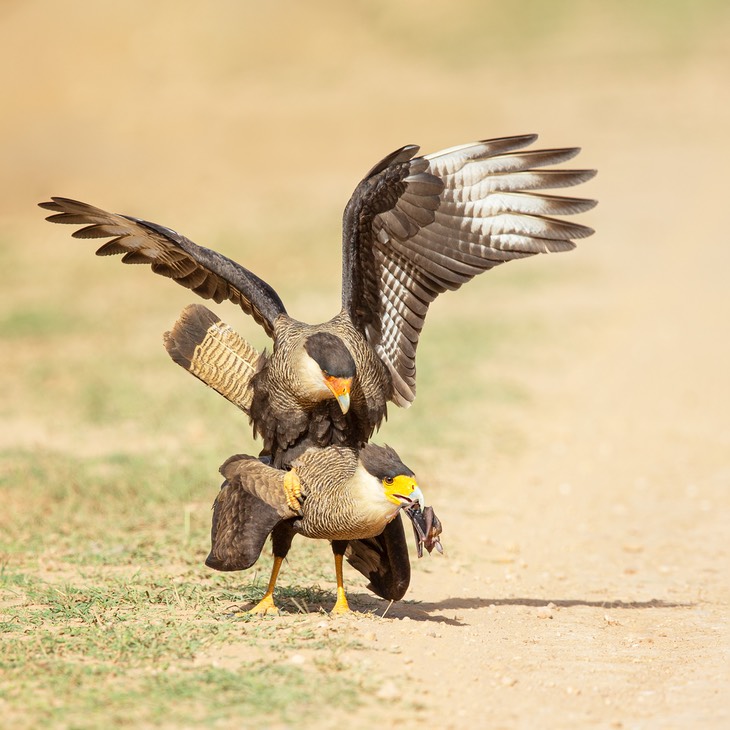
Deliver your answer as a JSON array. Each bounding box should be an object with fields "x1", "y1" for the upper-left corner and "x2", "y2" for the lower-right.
[{"x1": 40, "y1": 134, "x2": 595, "y2": 603}]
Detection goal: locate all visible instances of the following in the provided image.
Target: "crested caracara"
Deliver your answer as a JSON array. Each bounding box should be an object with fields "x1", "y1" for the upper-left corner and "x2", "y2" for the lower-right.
[
  {"x1": 40, "y1": 133, "x2": 595, "y2": 604},
  {"x1": 208, "y1": 443, "x2": 439, "y2": 613}
]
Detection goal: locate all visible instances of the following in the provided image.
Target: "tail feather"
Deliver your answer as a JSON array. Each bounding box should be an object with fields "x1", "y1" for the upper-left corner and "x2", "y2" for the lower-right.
[
  {"x1": 164, "y1": 303, "x2": 262, "y2": 413},
  {"x1": 345, "y1": 515, "x2": 411, "y2": 601}
]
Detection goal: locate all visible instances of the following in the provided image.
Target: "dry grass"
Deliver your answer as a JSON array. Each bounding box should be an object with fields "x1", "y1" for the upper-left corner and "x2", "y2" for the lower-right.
[
  {"x1": 2, "y1": 1, "x2": 728, "y2": 728},
  {"x1": 1, "y1": 141, "x2": 554, "y2": 730}
]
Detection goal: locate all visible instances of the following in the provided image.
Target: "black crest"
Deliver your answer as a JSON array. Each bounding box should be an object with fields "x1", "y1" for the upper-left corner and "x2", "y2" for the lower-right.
[
  {"x1": 359, "y1": 443, "x2": 414, "y2": 481},
  {"x1": 304, "y1": 332, "x2": 356, "y2": 378}
]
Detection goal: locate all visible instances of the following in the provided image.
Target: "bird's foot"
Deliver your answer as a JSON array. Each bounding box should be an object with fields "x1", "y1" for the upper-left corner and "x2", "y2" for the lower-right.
[
  {"x1": 330, "y1": 587, "x2": 351, "y2": 615},
  {"x1": 247, "y1": 593, "x2": 279, "y2": 616},
  {"x1": 282, "y1": 470, "x2": 303, "y2": 512}
]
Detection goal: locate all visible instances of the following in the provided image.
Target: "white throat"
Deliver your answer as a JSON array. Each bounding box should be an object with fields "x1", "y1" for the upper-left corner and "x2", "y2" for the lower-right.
[
  {"x1": 296, "y1": 349, "x2": 332, "y2": 400},
  {"x1": 350, "y1": 464, "x2": 401, "y2": 527}
]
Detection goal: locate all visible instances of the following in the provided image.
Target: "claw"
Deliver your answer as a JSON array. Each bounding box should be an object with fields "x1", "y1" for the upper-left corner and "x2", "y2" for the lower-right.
[
  {"x1": 282, "y1": 469, "x2": 303, "y2": 512},
  {"x1": 247, "y1": 555, "x2": 284, "y2": 616},
  {"x1": 247, "y1": 592, "x2": 279, "y2": 615},
  {"x1": 331, "y1": 588, "x2": 351, "y2": 615},
  {"x1": 331, "y1": 552, "x2": 351, "y2": 614}
]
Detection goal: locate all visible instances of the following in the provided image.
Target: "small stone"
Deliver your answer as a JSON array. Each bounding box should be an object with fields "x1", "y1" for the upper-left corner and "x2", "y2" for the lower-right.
[
  {"x1": 536, "y1": 606, "x2": 553, "y2": 620},
  {"x1": 622, "y1": 543, "x2": 644, "y2": 554},
  {"x1": 376, "y1": 681, "x2": 400, "y2": 701}
]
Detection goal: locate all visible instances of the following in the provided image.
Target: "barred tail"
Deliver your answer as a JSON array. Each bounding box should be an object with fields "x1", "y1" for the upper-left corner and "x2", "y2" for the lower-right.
[{"x1": 163, "y1": 304, "x2": 262, "y2": 414}]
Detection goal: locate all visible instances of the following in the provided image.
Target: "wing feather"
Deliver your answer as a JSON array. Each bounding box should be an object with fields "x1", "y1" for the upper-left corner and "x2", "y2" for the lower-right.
[
  {"x1": 39, "y1": 197, "x2": 286, "y2": 338},
  {"x1": 342, "y1": 134, "x2": 596, "y2": 406},
  {"x1": 206, "y1": 455, "x2": 294, "y2": 572}
]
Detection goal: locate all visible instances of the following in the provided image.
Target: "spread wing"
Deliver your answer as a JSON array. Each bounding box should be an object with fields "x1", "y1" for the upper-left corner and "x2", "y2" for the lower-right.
[
  {"x1": 341, "y1": 134, "x2": 597, "y2": 406},
  {"x1": 39, "y1": 197, "x2": 286, "y2": 338},
  {"x1": 206, "y1": 454, "x2": 299, "y2": 572}
]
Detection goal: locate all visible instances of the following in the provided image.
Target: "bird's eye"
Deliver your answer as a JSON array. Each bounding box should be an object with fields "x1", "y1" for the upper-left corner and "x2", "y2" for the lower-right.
[{"x1": 384, "y1": 476, "x2": 394, "y2": 486}]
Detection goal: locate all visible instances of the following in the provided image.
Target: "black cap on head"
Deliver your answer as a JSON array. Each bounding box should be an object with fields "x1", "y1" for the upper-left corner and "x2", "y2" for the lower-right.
[
  {"x1": 359, "y1": 443, "x2": 414, "y2": 480},
  {"x1": 304, "y1": 333, "x2": 356, "y2": 379}
]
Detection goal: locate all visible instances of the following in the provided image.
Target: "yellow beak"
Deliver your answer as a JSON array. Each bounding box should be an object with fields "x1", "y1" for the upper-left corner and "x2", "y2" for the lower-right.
[{"x1": 324, "y1": 375, "x2": 352, "y2": 414}]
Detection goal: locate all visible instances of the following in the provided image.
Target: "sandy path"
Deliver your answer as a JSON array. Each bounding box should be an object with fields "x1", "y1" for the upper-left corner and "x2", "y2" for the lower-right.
[
  {"x1": 334, "y1": 133, "x2": 730, "y2": 728},
  {"x1": 185, "y1": 149, "x2": 728, "y2": 728},
  {"x1": 2, "y1": 5, "x2": 727, "y2": 726},
  {"x1": 216, "y1": 125, "x2": 728, "y2": 730}
]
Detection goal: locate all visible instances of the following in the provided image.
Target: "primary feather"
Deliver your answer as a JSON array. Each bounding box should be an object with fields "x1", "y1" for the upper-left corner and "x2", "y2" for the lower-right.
[
  {"x1": 40, "y1": 133, "x2": 595, "y2": 602},
  {"x1": 341, "y1": 134, "x2": 596, "y2": 406}
]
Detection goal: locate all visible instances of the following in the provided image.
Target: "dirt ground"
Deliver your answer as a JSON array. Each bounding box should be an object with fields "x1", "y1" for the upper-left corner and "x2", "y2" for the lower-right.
[
  {"x1": 350, "y1": 152, "x2": 730, "y2": 728},
  {"x1": 1, "y1": 3, "x2": 728, "y2": 728},
  {"x1": 201, "y1": 121, "x2": 730, "y2": 729}
]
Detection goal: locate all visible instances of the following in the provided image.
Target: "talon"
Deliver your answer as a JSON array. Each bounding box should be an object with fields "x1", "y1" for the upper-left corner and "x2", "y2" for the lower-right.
[
  {"x1": 247, "y1": 555, "x2": 284, "y2": 616},
  {"x1": 247, "y1": 593, "x2": 279, "y2": 615},
  {"x1": 283, "y1": 470, "x2": 302, "y2": 512},
  {"x1": 331, "y1": 587, "x2": 351, "y2": 615}
]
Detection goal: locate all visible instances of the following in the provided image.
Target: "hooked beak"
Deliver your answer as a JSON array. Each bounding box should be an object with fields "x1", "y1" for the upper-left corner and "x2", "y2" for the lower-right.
[
  {"x1": 396, "y1": 484, "x2": 425, "y2": 511},
  {"x1": 336, "y1": 392, "x2": 351, "y2": 414},
  {"x1": 324, "y1": 375, "x2": 352, "y2": 414}
]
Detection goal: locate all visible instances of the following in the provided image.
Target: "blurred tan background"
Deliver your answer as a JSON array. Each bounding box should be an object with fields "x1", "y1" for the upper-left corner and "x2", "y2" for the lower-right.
[
  {"x1": 2, "y1": 0, "x2": 729, "y2": 469},
  {"x1": 3, "y1": 0, "x2": 727, "y2": 225},
  {"x1": 1, "y1": 2, "x2": 729, "y2": 728}
]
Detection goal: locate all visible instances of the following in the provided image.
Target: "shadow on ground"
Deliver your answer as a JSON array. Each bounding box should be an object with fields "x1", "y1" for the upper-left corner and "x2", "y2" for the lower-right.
[
  {"x1": 350, "y1": 594, "x2": 694, "y2": 623},
  {"x1": 223, "y1": 593, "x2": 692, "y2": 625}
]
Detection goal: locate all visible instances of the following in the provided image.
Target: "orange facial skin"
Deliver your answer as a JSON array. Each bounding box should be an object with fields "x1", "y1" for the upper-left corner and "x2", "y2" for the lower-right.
[{"x1": 324, "y1": 375, "x2": 352, "y2": 414}]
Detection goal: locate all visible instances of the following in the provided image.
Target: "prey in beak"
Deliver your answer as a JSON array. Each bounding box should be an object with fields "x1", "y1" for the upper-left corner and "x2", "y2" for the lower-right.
[
  {"x1": 393, "y1": 483, "x2": 425, "y2": 511},
  {"x1": 402, "y1": 502, "x2": 443, "y2": 558}
]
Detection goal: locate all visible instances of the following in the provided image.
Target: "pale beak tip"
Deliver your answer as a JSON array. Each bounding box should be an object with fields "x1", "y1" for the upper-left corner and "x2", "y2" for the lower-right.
[
  {"x1": 409, "y1": 485, "x2": 425, "y2": 510},
  {"x1": 337, "y1": 393, "x2": 351, "y2": 414}
]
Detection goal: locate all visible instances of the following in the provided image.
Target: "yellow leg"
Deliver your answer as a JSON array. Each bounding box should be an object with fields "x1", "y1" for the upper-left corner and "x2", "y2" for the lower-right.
[
  {"x1": 248, "y1": 556, "x2": 284, "y2": 615},
  {"x1": 331, "y1": 552, "x2": 351, "y2": 614}
]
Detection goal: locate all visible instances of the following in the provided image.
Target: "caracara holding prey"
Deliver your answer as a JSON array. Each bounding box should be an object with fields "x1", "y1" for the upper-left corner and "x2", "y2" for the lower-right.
[{"x1": 41, "y1": 134, "x2": 595, "y2": 609}]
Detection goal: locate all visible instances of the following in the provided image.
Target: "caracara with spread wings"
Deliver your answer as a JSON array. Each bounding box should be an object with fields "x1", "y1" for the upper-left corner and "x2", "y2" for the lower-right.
[{"x1": 40, "y1": 133, "x2": 595, "y2": 609}]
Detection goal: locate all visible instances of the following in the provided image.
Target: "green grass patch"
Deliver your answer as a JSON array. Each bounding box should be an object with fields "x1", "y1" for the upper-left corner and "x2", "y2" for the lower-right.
[
  {"x1": 0, "y1": 191, "x2": 598, "y2": 726},
  {"x1": 1, "y1": 661, "x2": 364, "y2": 729},
  {"x1": 0, "y1": 549, "x2": 372, "y2": 728},
  {"x1": 1, "y1": 588, "x2": 366, "y2": 729},
  {"x1": 0, "y1": 306, "x2": 79, "y2": 339},
  {"x1": 7, "y1": 437, "x2": 406, "y2": 730}
]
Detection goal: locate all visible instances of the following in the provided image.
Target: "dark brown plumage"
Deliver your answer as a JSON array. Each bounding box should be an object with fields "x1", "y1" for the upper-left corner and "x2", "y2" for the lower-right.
[
  {"x1": 163, "y1": 303, "x2": 410, "y2": 600},
  {"x1": 40, "y1": 133, "x2": 596, "y2": 603},
  {"x1": 207, "y1": 444, "x2": 425, "y2": 613}
]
